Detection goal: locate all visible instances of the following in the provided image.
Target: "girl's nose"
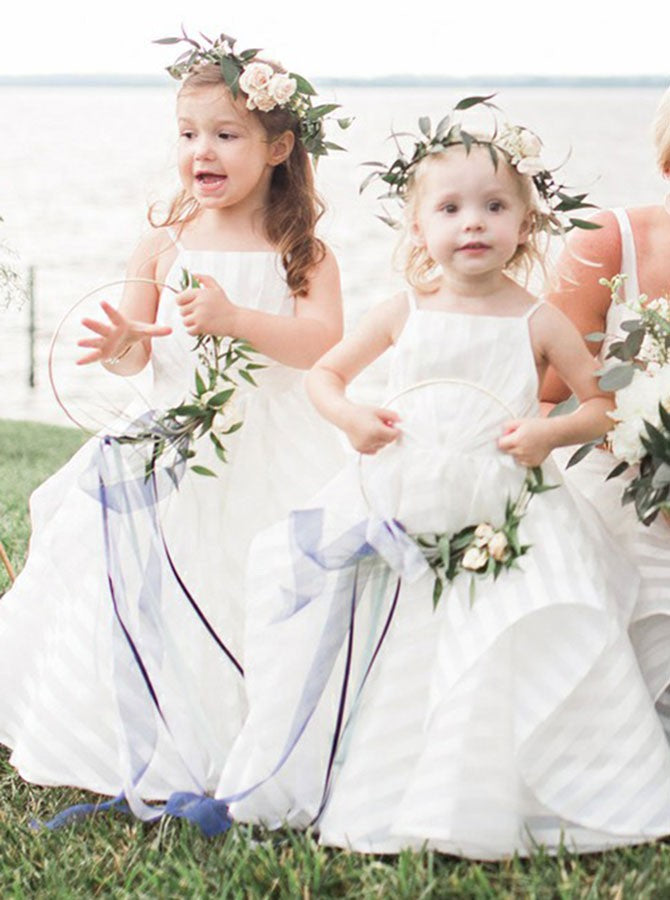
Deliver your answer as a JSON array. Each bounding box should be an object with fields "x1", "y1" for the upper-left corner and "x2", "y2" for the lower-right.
[{"x1": 194, "y1": 138, "x2": 216, "y2": 159}]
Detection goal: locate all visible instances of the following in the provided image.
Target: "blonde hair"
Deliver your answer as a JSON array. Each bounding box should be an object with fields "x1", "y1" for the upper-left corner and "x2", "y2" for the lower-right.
[
  {"x1": 149, "y1": 64, "x2": 325, "y2": 297},
  {"x1": 396, "y1": 143, "x2": 549, "y2": 292},
  {"x1": 653, "y1": 86, "x2": 670, "y2": 174}
]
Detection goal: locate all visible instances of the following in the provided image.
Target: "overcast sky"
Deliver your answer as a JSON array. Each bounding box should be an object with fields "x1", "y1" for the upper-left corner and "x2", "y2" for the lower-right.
[{"x1": 1, "y1": 0, "x2": 669, "y2": 79}]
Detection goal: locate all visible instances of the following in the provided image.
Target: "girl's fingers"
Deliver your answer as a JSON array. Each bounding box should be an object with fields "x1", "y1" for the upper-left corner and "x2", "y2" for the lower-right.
[
  {"x1": 76, "y1": 350, "x2": 103, "y2": 366},
  {"x1": 137, "y1": 323, "x2": 172, "y2": 337},
  {"x1": 192, "y1": 273, "x2": 218, "y2": 289},
  {"x1": 100, "y1": 300, "x2": 125, "y2": 324},
  {"x1": 176, "y1": 290, "x2": 197, "y2": 306},
  {"x1": 500, "y1": 419, "x2": 519, "y2": 435},
  {"x1": 80, "y1": 318, "x2": 111, "y2": 337},
  {"x1": 77, "y1": 338, "x2": 104, "y2": 349}
]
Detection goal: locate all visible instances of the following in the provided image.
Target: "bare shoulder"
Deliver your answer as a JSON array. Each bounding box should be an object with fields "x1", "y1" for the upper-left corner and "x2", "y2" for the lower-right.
[
  {"x1": 126, "y1": 227, "x2": 178, "y2": 282},
  {"x1": 561, "y1": 210, "x2": 622, "y2": 272}
]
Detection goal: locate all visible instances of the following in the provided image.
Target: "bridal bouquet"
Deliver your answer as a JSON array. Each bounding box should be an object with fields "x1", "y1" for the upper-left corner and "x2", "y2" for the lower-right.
[
  {"x1": 116, "y1": 269, "x2": 263, "y2": 480},
  {"x1": 572, "y1": 274, "x2": 670, "y2": 525}
]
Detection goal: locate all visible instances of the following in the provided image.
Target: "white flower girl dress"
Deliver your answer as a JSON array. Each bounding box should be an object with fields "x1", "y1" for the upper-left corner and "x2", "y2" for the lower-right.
[
  {"x1": 218, "y1": 293, "x2": 670, "y2": 859},
  {"x1": 0, "y1": 236, "x2": 344, "y2": 822}
]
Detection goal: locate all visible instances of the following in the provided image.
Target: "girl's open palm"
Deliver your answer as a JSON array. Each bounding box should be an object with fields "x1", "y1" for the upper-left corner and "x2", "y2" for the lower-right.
[
  {"x1": 177, "y1": 273, "x2": 238, "y2": 337},
  {"x1": 77, "y1": 301, "x2": 172, "y2": 366}
]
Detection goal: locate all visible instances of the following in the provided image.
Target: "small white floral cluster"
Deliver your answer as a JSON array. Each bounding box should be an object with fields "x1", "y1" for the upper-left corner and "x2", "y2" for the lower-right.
[
  {"x1": 461, "y1": 523, "x2": 510, "y2": 571},
  {"x1": 608, "y1": 367, "x2": 670, "y2": 464},
  {"x1": 496, "y1": 125, "x2": 545, "y2": 177},
  {"x1": 238, "y1": 62, "x2": 297, "y2": 112}
]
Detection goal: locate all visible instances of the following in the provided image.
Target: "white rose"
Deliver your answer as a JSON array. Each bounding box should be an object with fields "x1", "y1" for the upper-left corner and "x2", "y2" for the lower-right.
[
  {"x1": 609, "y1": 415, "x2": 646, "y2": 464},
  {"x1": 516, "y1": 156, "x2": 545, "y2": 176},
  {"x1": 239, "y1": 62, "x2": 274, "y2": 94},
  {"x1": 268, "y1": 73, "x2": 297, "y2": 105},
  {"x1": 473, "y1": 522, "x2": 495, "y2": 547},
  {"x1": 518, "y1": 129, "x2": 542, "y2": 158},
  {"x1": 462, "y1": 545, "x2": 489, "y2": 571},
  {"x1": 246, "y1": 89, "x2": 276, "y2": 112},
  {"x1": 487, "y1": 531, "x2": 509, "y2": 562}
]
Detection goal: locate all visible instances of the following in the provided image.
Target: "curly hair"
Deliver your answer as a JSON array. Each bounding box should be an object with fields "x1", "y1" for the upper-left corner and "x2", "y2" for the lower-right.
[{"x1": 149, "y1": 64, "x2": 326, "y2": 297}]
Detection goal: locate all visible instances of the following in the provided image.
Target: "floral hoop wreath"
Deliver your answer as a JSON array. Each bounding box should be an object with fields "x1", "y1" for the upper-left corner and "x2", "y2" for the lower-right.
[
  {"x1": 48, "y1": 278, "x2": 178, "y2": 435},
  {"x1": 358, "y1": 377, "x2": 555, "y2": 606},
  {"x1": 360, "y1": 94, "x2": 599, "y2": 235},
  {"x1": 49, "y1": 271, "x2": 262, "y2": 479},
  {"x1": 155, "y1": 28, "x2": 352, "y2": 160}
]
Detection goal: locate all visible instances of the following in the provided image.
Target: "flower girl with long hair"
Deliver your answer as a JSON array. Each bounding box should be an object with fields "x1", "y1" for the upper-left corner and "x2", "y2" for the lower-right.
[
  {"x1": 218, "y1": 99, "x2": 670, "y2": 858},
  {"x1": 0, "y1": 31, "x2": 345, "y2": 831}
]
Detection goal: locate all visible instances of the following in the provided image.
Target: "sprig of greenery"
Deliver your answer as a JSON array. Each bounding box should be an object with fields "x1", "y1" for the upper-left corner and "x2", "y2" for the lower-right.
[
  {"x1": 412, "y1": 467, "x2": 556, "y2": 607},
  {"x1": 360, "y1": 95, "x2": 597, "y2": 233},
  {"x1": 116, "y1": 268, "x2": 263, "y2": 480},
  {"x1": 155, "y1": 28, "x2": 352, "y2": 161}
]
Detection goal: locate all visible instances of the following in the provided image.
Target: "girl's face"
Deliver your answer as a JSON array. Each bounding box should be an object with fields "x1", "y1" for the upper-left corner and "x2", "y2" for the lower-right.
[
  {"x1": 411, "y1": 147, "x2": 531, "y2": 279},
  {"x1": 176, "y1": 84, "x2": 289, "y2": 214}
]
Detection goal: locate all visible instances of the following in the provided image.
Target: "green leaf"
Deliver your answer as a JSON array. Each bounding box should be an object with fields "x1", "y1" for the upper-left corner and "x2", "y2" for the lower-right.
[
  {"x1": 568, "y1": 218, "x2": 602, "y2": 230},
  {"x1": 548, "y1": 394, "x2": 579, "y2": 417},
  {"x1": 584, "y1": 331, "x2": 607, "y2": 342},
  {"x1": 432, "y1": 578, "x2": 443, "y2": 610},
  {"x1": 194, "y1": 369, "x2": 206, "y2": 395},
  {"x1": 652, "y1": 463, "x2": 670, "y2": 488},
  {"x1": 455, "y1": 94, "x2": 496, "y2": 110},
  {"x1": 606, "y1": 460, "x2": 629, "y2": 480},
  {"x1": 418, "y1": 116, "x2": 431, "y2": 138},
  {"x1": 567, "y1": 440, "x2": 600, "y2": 467},
  {"x1": 239, "y1": 369, "x2": 257, "y2": 386},
  {"x1": 191, "y1": 465, "x2": 217, "y2": 477},
  {"x1": 207, "y1": 389, "x2": 235, "y2": 407},
  {"x1": 598, "y1": 364, "x2": 635, "y2": 391},
  {"x1": 290, "y1": 73, "x2": 316, "y2": 95}
]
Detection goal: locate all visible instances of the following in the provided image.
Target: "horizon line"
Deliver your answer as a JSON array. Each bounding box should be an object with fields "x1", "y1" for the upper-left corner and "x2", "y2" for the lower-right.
[{"x1": 0, "y1": 73, "x2": 667, "y2": 88}]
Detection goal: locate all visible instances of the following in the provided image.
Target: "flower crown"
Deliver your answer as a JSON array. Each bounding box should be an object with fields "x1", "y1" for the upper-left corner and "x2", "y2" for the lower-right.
[
  {"x1": 361, "y1": 95, "x2": 598, "y2": 234},
  {"x1": 155, "y1": 29, "x2": 351, "y2": 160}
]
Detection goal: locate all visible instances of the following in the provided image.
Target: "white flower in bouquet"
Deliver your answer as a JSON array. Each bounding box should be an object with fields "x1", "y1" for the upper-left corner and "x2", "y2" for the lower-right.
[
  {"x1": 462, "y1": 546, "x2": 489, "y2": 571},
  {"x1": 609, "y1": 367, "x2": 670, "y2": 464},
  {"x1": 473, "y1": 522, "x2": 495, "y2": 547},
  {"x1": 487, "y1": 531, "x2": 509, "y2": 562}
]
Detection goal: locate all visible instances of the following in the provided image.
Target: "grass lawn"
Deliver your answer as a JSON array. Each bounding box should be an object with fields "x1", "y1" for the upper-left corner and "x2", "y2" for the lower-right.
[{"x1": 0, "y1": 418, "x2": 669, "y2": 897}]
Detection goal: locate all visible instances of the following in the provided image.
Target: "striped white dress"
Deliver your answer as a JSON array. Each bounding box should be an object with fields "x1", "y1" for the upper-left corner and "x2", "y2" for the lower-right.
[
  {"x1": 218, "y1": 293, "x2": 670, "y2": 859},
  {"x1": 0, "y1": 242, "x2": 344, "y2": 813}
]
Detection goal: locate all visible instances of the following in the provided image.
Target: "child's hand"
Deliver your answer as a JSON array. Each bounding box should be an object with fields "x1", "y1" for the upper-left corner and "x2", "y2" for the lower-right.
[
  {"x1": 177, "y1": 273, "x2": 238, "y2": 337},
  {"x1": 498, "y1": 418, "x2": 555, "y2": 467},
  {"x1": 77, "y1": 301, "x2": 171, "y2": 365},
  {"x1": 344, "y1": 406, "x2": 401, "y2": 455}
]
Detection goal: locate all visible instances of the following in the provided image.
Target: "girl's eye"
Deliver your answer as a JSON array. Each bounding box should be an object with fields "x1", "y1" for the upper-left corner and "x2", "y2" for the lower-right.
[
  {"x1": 180, "y1": 131, "x2": 195, "y2": 140},
  {"x1": 441, "y1": 204, "x2": 458, "y2": 214},
  {"x1": 218, "y1": 132, "x2": 236, "y2": 141},
  {"x1": 488, "y1": 200, "x2": 504, "y2": 212}
]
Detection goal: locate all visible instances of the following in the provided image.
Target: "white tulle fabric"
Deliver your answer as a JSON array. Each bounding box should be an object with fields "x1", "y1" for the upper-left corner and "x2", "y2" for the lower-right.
[
  {"x1": 555, "y1": 208, "x2": 670, "y2": 738},
  {"x1": 0, "y1": 246, "x2": 344, "y2": 798},
  {"x1": 218, "y1": 296, "x2": 670, "y2": 859}
]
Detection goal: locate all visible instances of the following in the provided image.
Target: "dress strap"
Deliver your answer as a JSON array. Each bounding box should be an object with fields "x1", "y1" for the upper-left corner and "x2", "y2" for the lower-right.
[
  {"x1": 166, "y1": 227, "x2": 184, "y2": 251},
  {"x1": 611, "y1": 208, "x2": 640, "y2": 302},
  {"x1": 523, "y1": 299, "x2": 544, "y2": 321}
]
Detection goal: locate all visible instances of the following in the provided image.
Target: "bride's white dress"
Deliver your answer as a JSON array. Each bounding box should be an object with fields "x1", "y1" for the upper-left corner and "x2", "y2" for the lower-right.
[
  {"x1": 555, "y1": 208, "x2": 670, "y2": 735},
  {"x1": 217, "y1": 295, "x2": 670, "y2": 859},
  {"x1": 0, "y1": 241, "x2": 344, "y2": 813}
]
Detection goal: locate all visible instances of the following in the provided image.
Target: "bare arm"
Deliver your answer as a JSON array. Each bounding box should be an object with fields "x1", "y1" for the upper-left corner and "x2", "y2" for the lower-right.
[
  {"x1": 178, "y1": 247, "x2": 343, "y2": 370},
  {"x1": 306, "y1": 294, "x2": 407, "y2": 453},
  {"x1": 77, "y1": 230, "x2": 175, "y2": 374},
  {"x1": 499, "y1": 304, "x2": 613, "y2": 466},
  {"x1": 540, "y1": 211, "x2": 620, "y2": 404}
]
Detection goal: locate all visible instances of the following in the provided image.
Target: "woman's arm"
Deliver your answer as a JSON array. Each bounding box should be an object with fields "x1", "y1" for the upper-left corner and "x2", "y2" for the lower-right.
[
  {"x1": 178, "y1": 246, "x2": 344, "y2": 370},
  {"x1": 540, "y1": 211, "x2": 621, "y2": 404}
]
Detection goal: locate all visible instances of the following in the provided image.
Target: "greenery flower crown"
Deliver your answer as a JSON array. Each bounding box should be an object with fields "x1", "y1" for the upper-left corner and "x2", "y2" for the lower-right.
[
  {"x1": 155, "y1": 28, "x2": 351, "y2": 160},
  {"x1": 361, "y1": 95, "x2": 598, "y2": 234}
]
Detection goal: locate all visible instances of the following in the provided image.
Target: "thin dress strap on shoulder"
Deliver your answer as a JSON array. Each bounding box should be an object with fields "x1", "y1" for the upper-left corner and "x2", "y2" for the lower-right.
[
  {"x1": 523, "y1": 299, "x2": 544, "y2": 320},
  {"x1": 611, "y1": 208, "x2": 640, "y2": 302},
  {"x1": 166, "y1": 226, "x2": 184, "y2": 251}
]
